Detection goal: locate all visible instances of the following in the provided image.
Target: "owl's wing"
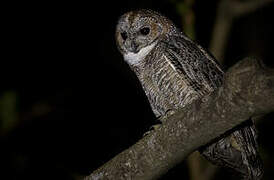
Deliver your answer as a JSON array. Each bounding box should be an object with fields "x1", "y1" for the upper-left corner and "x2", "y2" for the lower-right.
[
  {"x1": 162, "y1": 35, "x2": 224, "y2": 95},
  {"x1": 163, "y1": 36, "x2": 263, "y2": 178}
]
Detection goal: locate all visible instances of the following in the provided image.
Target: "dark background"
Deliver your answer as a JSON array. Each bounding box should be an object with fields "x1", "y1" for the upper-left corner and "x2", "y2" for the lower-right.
[{"x1": 1, "y1": 0, "x2": 274, "y2": 179}]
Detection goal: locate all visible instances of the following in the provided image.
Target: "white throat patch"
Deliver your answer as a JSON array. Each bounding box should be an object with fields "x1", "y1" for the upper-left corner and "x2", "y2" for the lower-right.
[{"x1": 123, "y1": 42, "x2": 156, "y2": 65}]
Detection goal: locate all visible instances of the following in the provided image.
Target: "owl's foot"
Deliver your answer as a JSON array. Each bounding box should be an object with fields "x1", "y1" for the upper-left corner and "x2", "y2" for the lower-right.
[
  {"x1": 143, "y1": 123, "x2": 162, "y2": 136},
  {"x1": 159, "y1": 109, "x2": 176, "y2": 122}
]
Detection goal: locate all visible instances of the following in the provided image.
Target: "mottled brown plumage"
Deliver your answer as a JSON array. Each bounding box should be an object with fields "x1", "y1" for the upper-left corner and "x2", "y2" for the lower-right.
[{"x1": 115, "y1": 9, "x2": 263, "y2": 179}]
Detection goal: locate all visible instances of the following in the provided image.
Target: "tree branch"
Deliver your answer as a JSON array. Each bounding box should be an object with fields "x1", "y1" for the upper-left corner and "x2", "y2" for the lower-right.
[{"x1": 85, "y1": 58, "x2": 274, "y2": 180}]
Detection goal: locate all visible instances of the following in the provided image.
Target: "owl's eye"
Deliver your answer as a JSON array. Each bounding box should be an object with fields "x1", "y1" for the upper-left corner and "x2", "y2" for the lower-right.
[
  {"x1": 120, "y1": 32, "x2": 128, "y2": 40},
  {"x1": 140, "y1": 27, "x2": 150, "y2": 35}
]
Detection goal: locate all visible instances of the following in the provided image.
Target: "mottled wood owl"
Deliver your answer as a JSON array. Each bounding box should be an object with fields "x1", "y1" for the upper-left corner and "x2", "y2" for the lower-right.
[{"x1": 115, "y1": 9, "x2": 263, "y2": 179}]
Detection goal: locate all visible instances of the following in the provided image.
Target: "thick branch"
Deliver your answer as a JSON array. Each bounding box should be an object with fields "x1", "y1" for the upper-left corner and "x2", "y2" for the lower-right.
[{"x1": 85, "y1": 58, "x2": 274, "y2": 180}]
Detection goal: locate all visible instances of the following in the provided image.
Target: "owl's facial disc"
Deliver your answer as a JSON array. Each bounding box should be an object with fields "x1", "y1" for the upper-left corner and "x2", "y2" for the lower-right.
[
  {"x1": 119, "y1": 26, "x2": 154, "y2": 54},
  {"x1": 116, "y1": 11, "x2": 163, "y2": 55}
]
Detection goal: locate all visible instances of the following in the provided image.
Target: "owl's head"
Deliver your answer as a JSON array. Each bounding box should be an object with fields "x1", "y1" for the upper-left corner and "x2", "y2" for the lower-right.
[{"x1": 115, "y1": 9, "x2": 176, "y2": 56}]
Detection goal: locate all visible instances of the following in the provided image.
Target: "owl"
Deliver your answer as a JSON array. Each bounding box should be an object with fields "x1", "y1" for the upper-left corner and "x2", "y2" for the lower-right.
[{"x1": 115, "y1": 9, "x2": 263, "y2": 179}]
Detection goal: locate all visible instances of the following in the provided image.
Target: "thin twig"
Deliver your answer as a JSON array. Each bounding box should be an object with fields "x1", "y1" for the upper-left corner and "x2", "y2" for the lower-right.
[{"x1": 209, "y1": 0, "x2": 274, "y2": 63}]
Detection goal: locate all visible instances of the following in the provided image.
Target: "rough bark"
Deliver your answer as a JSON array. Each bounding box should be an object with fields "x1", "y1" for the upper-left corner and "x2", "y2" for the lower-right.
[{"x1": 85, "y1": 58, "x2": 274, "y2": 180}]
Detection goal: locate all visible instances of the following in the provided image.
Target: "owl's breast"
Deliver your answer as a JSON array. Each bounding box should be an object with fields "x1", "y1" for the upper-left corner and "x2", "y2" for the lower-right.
[{"x1": 140, "y1": 55, "x2": 199, "y2": 116}]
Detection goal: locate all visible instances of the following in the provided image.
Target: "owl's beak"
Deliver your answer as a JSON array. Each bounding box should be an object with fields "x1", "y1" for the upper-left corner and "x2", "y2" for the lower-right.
[{"x1": 125, "y1": 40, "x2": 139, "y2": 53}]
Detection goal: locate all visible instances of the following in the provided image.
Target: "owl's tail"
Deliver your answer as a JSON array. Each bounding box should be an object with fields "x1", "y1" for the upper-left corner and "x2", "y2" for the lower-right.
[{"x1": 200, "y1": 120, "x2": 263, "y2": 180}]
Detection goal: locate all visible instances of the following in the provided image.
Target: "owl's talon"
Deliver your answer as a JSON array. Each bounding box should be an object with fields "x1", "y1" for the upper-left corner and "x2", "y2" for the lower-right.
[
  {"x1": 159, "y1": 110, "x2": 175, "y2": 122},
  {"x1": 165, "y1": 109, "x2": 175, "y2": 116},
  {"x1": 143, "y1": 124, "x2": 162, "y2": 136}
]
